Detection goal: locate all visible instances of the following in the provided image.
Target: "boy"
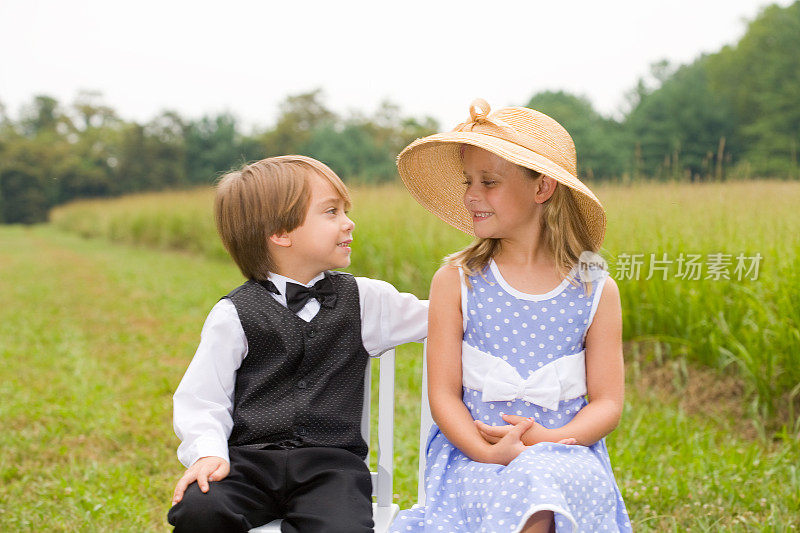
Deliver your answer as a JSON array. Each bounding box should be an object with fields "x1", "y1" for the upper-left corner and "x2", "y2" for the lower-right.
[{"x1": 168, "y1": 155, "x2": 428, "y2": 532}]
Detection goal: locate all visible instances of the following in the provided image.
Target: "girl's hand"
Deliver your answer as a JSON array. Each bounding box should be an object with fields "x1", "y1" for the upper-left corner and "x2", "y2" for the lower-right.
[
  {"x1": 501, "y1": 413, "x2": 549, "y2": 444},
  {"x1": 475, "y1": 419, "x2": 510, "y2": 444},
  {"x1": 484, "y1": 417, "x2": 533, "y2": 465},
  {"x1": 477, "y1": 415, "x2": 580, "y2": 446},
  {"x1": 476, "y1": 414, "x2": 546, "y2": 444},
  {"x1": 501, "y1": 414, "x2": 579, "y2": 445}
]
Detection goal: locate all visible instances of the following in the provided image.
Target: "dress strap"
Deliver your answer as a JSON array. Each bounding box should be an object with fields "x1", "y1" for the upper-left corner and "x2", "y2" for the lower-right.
[
  {"x1": 582, "y1": 270, "x2": 610, "y2": 342},
  {"x1": 458, "y1": 267, "x2": 468, "y2": 332}
]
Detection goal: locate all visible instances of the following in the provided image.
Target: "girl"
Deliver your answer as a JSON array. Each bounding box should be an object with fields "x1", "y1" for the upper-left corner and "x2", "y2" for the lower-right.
[{"x1": 391, "y1": 100, "x2": 631, "y2": 532}]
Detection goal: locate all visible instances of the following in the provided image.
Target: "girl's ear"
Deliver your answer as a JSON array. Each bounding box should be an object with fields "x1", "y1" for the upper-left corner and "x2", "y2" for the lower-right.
[
  {"x1": 534, "y1": 175, "x2": 557, "y2": 204},
  {"x1": 269, "y1": 231, "x2": 292, "y2": 248}
]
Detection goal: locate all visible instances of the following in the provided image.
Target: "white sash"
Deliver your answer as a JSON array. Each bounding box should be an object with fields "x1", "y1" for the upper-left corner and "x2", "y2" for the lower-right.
[{"x1": 461, "y1": 341, "x2": 587, "y2": 411}]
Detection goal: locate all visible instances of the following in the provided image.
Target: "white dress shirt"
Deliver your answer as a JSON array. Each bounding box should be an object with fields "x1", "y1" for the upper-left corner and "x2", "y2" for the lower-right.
[{"x1": 173, "y1": 272, "x2": 428, "y2": 467}]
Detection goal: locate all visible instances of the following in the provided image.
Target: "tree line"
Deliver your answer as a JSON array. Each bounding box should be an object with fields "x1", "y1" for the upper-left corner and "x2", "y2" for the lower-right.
[
  {"x1": 0, "y1": 89, "x2": 438, "y2": 224},
  {"x1": 1, "y1": 1, "x2": 798, "y2": 224}
]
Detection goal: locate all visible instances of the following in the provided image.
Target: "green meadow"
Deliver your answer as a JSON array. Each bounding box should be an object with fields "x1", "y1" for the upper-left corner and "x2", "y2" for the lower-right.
[{"x1": 1, "y1": 180, "x2": 798, "y2": 530}]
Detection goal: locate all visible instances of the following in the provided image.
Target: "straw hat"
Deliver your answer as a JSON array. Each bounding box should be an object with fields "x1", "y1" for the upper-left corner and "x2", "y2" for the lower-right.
[{"x1": 397, "y1": 98, "x2": 606, "y2": 249}]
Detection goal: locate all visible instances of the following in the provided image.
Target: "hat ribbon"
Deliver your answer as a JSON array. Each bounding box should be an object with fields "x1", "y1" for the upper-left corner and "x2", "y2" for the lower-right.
[
  {"x1": 451, "y1": 98, "x2": 576, "y2": 177},
  {"x1": 453, "y1": 98, "x2": 518, "y2": 137}
]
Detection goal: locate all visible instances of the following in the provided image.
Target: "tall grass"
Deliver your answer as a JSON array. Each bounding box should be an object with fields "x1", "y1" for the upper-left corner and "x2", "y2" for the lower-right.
[
  {"x1": 601, "y1": 181, "x2": 800, "y2": 423},
  {"x1": 51, "y1": 180, "x2": 800, "y2": 424},
  {"x1": 50, "y1": 190, "x2": 229, "y2": 260}
]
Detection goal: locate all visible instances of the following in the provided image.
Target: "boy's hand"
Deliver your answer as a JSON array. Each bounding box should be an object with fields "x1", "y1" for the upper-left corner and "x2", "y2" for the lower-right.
[{"x1": 171, "y1": 456, "x2": 230, "y2": 505}]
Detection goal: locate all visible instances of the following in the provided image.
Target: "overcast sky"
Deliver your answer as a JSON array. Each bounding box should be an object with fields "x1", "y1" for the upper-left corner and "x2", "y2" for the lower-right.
[{"x1": 0, "y1": 0, "x2": 792, "y2": 130}]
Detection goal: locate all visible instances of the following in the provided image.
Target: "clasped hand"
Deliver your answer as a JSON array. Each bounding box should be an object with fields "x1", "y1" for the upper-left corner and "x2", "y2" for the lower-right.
[{"x1": 475, "y1": 413, "x2": 578, "y2": 464}]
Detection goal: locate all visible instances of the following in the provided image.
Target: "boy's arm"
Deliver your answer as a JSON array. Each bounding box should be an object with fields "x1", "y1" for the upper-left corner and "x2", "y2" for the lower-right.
[
  {"x1": 355, "y1": 276, "x2": 429, "y2": 356},
  {"x1": 173, "y1": 298, "x2": 246, "y2": 467}
]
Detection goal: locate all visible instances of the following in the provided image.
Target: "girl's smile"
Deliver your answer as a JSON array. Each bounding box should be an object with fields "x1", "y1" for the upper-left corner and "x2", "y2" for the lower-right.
[
  {"x1": 471, "y1": 211, "x2": 494, "y2": 220},
  {"x1": 462, "y1": 146, "x2": 542, "y2": 240}
]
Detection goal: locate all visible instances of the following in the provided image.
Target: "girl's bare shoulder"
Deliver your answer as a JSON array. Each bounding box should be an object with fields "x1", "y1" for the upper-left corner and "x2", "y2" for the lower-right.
[
  {"x1": 431, "y1": 263, "x2": 460, "y2": 287},
  {"x1": 430, "y1": 263, "x2": 461, "y2": 304}
]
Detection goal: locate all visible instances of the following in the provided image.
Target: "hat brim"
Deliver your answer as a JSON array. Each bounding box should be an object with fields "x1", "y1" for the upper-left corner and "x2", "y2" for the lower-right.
[{"x1": 397, "y1": 132, "x2": 606, "y2": 249}]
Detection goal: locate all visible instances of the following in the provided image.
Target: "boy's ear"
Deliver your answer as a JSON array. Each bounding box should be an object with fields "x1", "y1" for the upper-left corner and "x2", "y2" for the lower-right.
[{"x1": 269, "y1": 231, "x2": 292, "y2": 248}]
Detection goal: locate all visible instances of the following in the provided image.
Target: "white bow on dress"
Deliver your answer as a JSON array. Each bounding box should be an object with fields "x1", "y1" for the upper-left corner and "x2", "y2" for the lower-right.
[{"x1": 461, "y1": 342, "x2": 587, "y2": 411}]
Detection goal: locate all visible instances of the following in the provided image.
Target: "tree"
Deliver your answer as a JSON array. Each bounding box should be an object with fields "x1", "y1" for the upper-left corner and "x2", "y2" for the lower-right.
[
  {"x1": 0, "y1": 165, "x2": 49, "y2": 224},
  {"x1": 260, "y1": 89, "x2": 337, "y2": 156},
  {"x1": 0, "y1": 99, "x2": 9, "y2": 130},
  {"x1": 302, "y1": 120, "x2": 396, "y2": 183},
  {"x1": 525, "y1": 91, "x2": 626, "y2": 180},
  {"x1": 299, "y1": 101, "x2": 438, "y2": 183},
  {"x1": 624, "y1": 59, "x2": 736, "y2": 180},
  {"x1": 357, "y1": 100, "x2": 438, "y2": 158},
  {"x1": 18, "y1": 95, "x2": 71, "y2": 139},
  {"x1": 0, "y1": 96, "x2": 78, "y2": 222},
  {"x1": 706, "y1": 1, "x2": 800, "y2": 177},
  {"x1": 113, "y1": 112, "x2": 188, "y2": 194},
  {"x1": 71, "y1": 90, "x2": 117, "y2": 131},
  {"x1": 115, "y1": 123, "x2": 150, "y2": 194},
  {"x1": 143, "y1": 111, "x2": 187, "y2": 189},
  {"x1": 57, "y1": 91, "x2": 120, "y2": 203},
  {"x1": 0, "y1": 136, "x2": 59, "y2": 224},
  {"x1": 184, "y1": 112, "x2": 245, "y2": 185}
]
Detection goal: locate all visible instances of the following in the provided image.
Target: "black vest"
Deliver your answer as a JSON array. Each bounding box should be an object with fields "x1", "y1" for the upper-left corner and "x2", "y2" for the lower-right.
[{"x1": 225, "y1": 271, "x2": 370, "y2": 458}]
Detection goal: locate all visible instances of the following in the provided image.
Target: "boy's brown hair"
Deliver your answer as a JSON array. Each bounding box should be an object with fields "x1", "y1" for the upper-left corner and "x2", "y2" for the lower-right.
[{"x1": 214, "y1": 155, "x2": 351, "y2": 280}]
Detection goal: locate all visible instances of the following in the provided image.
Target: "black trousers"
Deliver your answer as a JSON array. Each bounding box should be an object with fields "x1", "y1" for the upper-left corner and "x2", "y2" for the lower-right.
[{"x1": 168, "y1": 446, "x2": 373, "y2": 533}]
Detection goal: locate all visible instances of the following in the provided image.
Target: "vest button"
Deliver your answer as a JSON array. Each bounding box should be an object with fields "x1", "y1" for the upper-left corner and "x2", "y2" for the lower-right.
[
  {"x1": 306, "y1": 326, "x2": 316, "y2": 338},
  {"x1": 296, "y1": 426, "x2": 306, "y2": 436},
  {"x1": 297, "y1": 380, "x2": 307, "y2": 389}
]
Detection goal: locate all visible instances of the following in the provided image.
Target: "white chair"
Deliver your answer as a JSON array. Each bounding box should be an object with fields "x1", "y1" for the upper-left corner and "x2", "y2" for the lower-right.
[
  {"x1": 415, "y1": 342, "x2": 433, "y2": 507},
  {"x1": 249, "y1": 348, "x2": 399, "y2": 533}
]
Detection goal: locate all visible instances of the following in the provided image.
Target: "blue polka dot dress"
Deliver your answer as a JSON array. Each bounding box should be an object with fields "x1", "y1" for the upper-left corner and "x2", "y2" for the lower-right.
[{"x1": 391, "y1": 260, "x2": 631, "y2": 532}]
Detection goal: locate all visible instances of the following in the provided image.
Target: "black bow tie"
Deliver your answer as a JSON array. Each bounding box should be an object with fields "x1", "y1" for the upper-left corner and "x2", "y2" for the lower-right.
[
  {"x1": 258, "y1": 279, "x2": 281, "y2": 295},
  {"x1": 284, "y1": 275, "x2": 337, "y2": 313}
]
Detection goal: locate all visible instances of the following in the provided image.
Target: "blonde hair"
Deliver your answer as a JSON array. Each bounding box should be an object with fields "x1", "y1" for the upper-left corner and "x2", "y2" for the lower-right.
[
  {"x1": 214, "y1": 155, "x2": 351, "y2": 280},
  {"x1": 446, "y1": 165, "x2": 597, "y2": 292}
]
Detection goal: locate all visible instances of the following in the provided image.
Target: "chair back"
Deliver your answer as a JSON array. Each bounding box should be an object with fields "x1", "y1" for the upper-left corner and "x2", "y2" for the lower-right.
[{"x1": 416, "y1": 341, "x2": 434, "y2": 505}]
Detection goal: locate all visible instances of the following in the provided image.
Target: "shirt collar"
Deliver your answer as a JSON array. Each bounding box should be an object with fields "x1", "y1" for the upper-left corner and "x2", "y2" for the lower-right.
[{"x1": 268, "y1": 271, "x2": 326, "y2": 296}]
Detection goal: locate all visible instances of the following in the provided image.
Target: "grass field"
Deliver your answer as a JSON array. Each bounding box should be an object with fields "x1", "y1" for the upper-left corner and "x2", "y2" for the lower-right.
[
  {"x1": 2, "y1": 215, "x2": 799, "y2": 529},
  {"x1": 52, "y1": 180, "x2": 800, "y2": 426}
]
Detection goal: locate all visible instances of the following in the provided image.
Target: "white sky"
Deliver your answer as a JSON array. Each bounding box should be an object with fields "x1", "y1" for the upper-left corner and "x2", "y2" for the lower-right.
[{"x1": 0, "y1": 0, "x2": 791, "y2": 130}]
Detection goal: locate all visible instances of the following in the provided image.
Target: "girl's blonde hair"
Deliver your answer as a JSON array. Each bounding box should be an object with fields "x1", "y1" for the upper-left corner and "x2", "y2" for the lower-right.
[{"x1": 446, "y1": 165, "x2": 597, "y2": 293}]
